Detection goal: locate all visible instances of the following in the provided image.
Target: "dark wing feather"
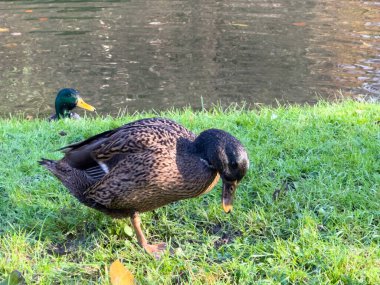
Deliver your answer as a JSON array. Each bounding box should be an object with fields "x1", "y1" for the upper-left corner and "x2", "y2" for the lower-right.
[{"x1": 59, "y1": 128, "x2": 118, "y2": 152}]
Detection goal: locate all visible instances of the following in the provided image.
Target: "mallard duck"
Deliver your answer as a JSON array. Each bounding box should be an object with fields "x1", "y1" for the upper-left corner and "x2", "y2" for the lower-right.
[
  {"x1": 39, "y1": 118, "x2": 249, "y2": 257},
  {"x1": 48, "y1": 88, "x2": 96, "y2": 121}
]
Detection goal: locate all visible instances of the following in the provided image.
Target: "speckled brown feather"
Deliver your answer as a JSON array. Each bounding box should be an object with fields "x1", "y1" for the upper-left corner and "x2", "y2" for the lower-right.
[{"x1": 41, "y1": 118, "x2": 220, "y2": 217}]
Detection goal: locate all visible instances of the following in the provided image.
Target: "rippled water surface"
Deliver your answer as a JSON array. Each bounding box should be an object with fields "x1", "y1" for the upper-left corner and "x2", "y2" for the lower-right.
[{"x1": 0, "y1": 0, "x2": 379, "y2": 117}]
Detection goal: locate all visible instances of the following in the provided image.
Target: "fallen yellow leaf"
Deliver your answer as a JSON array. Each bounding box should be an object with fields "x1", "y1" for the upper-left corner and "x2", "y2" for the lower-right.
[
  {"x1": 110, "y1": 260, "x2": 135, "y2": 285},
  {"x1": 0, "y1": 27, "x2": 10, "y2": 33}
]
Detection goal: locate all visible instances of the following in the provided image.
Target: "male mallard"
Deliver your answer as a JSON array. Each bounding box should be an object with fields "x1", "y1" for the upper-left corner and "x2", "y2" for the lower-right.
[
  {"x1": 39, "y1": 118, "x2": 249, "y2": 256},
  {"x1": 48, "y1": 88, "x2": 96, "y2": 121}
]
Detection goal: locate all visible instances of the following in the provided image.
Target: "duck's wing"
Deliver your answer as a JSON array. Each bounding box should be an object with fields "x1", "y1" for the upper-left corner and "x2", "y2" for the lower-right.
[
  {"x1": 60, "y1": 118, "x2": 195, "y2": 181},
  {"x1": 60, "y1": 117, "x2": 193, "y2": 153}
]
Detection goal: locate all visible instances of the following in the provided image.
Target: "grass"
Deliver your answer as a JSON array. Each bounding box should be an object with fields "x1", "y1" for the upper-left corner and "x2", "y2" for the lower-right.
[{"x1": 0, "y1": 100, "x2": 379, "y2": 284}]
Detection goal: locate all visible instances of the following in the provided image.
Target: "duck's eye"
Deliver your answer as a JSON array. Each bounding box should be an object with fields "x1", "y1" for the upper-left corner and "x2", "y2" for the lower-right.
[{"x1": 230, "y1": 161, "x2": 238, "y2": 169}]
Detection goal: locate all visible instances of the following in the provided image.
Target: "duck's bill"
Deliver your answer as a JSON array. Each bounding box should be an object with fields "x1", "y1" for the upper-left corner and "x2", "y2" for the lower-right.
[
  {"x1": 222, "y1": 180, "x2": 237, "y2": 213},
  {"x1": 77, "y1": 97, "x2": 96, "y2": 111}
]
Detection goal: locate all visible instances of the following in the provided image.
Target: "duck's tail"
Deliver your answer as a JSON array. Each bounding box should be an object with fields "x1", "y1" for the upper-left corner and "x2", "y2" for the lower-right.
[
  {"x1": 38, "y1": 158, "x2": 56, "y2": 169},
  {"x1": 39, "y1": 158, "x2": 89, "y2": 197}
]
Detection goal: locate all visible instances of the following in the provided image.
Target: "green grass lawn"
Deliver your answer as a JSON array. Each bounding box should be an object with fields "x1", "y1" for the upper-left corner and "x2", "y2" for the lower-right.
[{"x1": 0, "y1": 101, "x2": 379, "y2": 284}]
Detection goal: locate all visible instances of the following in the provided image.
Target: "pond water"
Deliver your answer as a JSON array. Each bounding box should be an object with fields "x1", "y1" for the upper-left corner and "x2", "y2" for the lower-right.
[{"x1": 0, "y1": 0, "x2": 379, "y2": 117}]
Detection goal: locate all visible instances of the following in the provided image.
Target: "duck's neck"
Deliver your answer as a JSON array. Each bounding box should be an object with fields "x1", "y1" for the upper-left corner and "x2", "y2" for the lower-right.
[{"x1": 55, "y1": 104, "x2": 71, "y2": 119}]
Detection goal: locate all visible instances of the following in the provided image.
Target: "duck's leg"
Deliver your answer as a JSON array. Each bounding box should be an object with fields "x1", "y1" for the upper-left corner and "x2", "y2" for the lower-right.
[{"x1": 131, "y1": 212, "x2": 166, "y2": 258}]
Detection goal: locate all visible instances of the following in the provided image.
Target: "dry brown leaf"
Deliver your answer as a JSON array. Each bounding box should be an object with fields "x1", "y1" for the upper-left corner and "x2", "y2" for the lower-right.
[
  {"x1": 110, "y1": 260, "x2": 135, "y2": 285},
  {"x1": 24, "y1": 9, "x2": 33, "y2": 13}
]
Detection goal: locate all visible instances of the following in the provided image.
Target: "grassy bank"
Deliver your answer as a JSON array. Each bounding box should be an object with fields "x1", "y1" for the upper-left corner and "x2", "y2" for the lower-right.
[{"x1": 0, "y1": 101, "x2": 379, "y2": 284}]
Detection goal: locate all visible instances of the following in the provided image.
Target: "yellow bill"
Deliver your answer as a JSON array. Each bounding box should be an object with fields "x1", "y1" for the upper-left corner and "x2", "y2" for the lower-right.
[{"x1": 76, "y1": 97, "x2": 96, "y2": 111}]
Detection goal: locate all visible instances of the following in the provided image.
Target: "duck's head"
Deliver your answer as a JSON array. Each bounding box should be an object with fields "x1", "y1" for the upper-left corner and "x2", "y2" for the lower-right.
[
  {"x1": 194, "y1": 129, "x2": 249, "y2": 213},
  {"x1": 55, "y1": 88, "x2": 95, "y2": 119}
]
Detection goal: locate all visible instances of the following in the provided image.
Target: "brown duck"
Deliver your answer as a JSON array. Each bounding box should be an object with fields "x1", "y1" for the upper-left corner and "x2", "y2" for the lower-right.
[{"x1": 40, "y1": 118, "x2": 249, "y2": 256}]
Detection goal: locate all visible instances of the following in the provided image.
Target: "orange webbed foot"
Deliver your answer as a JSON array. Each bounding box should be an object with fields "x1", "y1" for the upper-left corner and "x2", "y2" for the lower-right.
[{"x1": 143, "y1": 242, "x2": 167, "y2": 259}]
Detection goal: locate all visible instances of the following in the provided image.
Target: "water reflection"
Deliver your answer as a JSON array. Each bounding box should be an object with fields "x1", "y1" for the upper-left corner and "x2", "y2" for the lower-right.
[
  {"x1": 0, "y1": 0, "x2": 378, "y2": 117},
  {"x1": 307, "y1": 0, "x2": 380, "y2": 102}
]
